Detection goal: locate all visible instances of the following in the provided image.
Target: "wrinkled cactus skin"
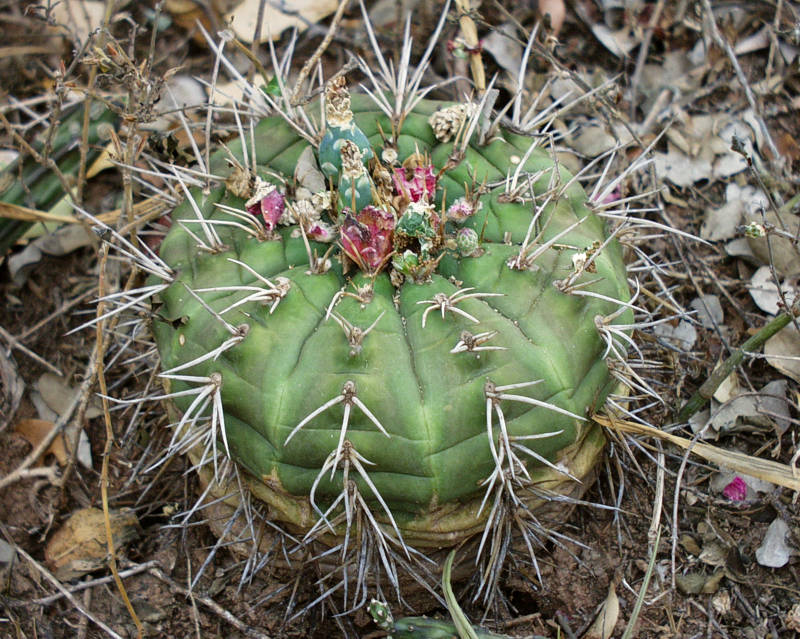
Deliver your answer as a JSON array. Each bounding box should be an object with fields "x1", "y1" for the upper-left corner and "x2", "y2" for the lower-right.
[{"x1": 152, "y1": 94, "x2": 630, "y2": 540}]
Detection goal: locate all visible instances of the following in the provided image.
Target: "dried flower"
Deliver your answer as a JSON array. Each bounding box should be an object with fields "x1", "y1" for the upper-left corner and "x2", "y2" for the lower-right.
[
  {"x1": 446, "y1": 197, "x2": 480, "y2": 222},
  {"x1": 428, "y1": 103, "x2": 475, "y2": 143},
  {"x1": 393, "y1": 165, "x2": 436, "y2": 203},
  {"x1": 339, "y1": 205, "x2": 395, "y2": 272},
  {"x1": 307, "y1": 220, "x2": 335, "y2": 243},
  {"x1": 246, "y1": 180, "x2": 285, "y2": 231},
  {"x1": 723, "y1": 476, "x2": 747, "y2": 501},
  {"x1": 325, "y1": 76, "x2": 352, "y2": 127},
  {"x1": 341, "y1": 140, "x2": 367, "y2": 180}
]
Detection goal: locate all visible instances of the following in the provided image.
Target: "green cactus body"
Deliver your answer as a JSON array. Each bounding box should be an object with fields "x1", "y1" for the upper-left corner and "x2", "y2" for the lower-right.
[{"x1": 151, "y1": 92, "x2": 631, "y2": 546}]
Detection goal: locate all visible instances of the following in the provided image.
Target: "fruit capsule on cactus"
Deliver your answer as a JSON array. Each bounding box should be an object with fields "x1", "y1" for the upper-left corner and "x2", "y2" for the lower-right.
[
  {"x1": 318, "y1": 76, "x2": 373, "y2": 179},
  {"x1": 149, "y1": 67, "x2": 633, "y2": 608}
]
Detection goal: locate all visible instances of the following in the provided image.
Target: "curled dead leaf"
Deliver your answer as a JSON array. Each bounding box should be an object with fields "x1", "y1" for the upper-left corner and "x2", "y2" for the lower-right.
[
  {"x1": 765, "y1": 324, "x2": 800, "y2": 383},
  {"x1": 14, "y1": 419, "x2": 68, "y2": 466},
  {"x1": 45, "y1": 508, "x2": 140, "y2": 581},
  {"x1": 582, "y1": 581, "x2": 619, "y2": 639},
  {"x1": 0, "y1": 349, "x2": 24, "y2": 430}
]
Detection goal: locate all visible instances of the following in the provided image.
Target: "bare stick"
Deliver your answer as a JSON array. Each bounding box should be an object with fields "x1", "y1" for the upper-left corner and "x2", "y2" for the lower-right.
[
  {"x1": 148, "y1": 566, "x2": 272, "y2": 639},
  {"x1": 290, "y1": 0, "x2": 350, "y2": 105},
  {"x1": 10, "y1": 542, "x2": 125, "y2": 639},
  {"x1": 95, "y1": 244, "x2": 144, "y2": 638},
  {"x1": 0, "y1": 344, "x2": 99, "y2": 491},
  {"x1": 699, "y1": 0, "x2": 783, "y2": 167},
  {"x1": 0, "y1": 325, "x2": 62, "y2": 375},
  {"x1": 676, "y1": 301, "x2": 799, "y2": 422}
]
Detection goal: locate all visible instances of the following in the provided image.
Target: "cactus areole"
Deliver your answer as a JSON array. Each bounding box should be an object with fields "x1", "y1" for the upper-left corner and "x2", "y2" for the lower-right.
[{"x1": 151, "y1": 81, "x2": 631, "y2": 551}]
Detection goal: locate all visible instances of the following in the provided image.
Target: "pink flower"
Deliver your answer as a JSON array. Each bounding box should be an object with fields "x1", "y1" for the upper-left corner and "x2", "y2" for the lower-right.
[
  {"x1": 339, "y1": 205, "x2": 395, "y2": 271},
  {"x1": 246, "y1": 188, "x2": 285, "y2": 231},
  {"x1": 393, "y1": 165, "x2": 436, "y2": 203},
  {"x1": 446, "y1": 197, "x2": 479, "y2": 222},
  {"x1": 307, "y1": 221, "x2": 335, "y2": 243},
  {"x1": 723, "y1": 476, "x2": 747, "y2": 501}
]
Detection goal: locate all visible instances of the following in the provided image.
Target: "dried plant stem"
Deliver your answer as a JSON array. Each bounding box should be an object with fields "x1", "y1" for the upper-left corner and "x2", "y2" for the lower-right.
[
  {"x1": 0, "y1": 110, "x2": 77, "y2": 208},
  {"x1": 595, "y1": 414, "x2": 800, "y2": 492},
  {"x1": 0, "y1": 345, "x2": 97, "y2": 490},
  {"x1": 676, "y1": 303, "x2": 799, "y2": 422},
  {"x1": 454, "y1": 0, "x2": 486, "y2": 93},
  {"x1": 95, "y1": 244, "x2": 144, "y2": 638},
  {"x1": 7, "y1": 539, "x2": 125, "y2": 639},
  {"x1": 699, "y1": 0, "x2": 783, "y2": 167},
  {"x1": 620, "y1": 526, "x2": 660, "y2": 639},
  {"x1": 0, "y1": 325, "x2": 62, "y2": 375},
  {"x1": 11, "y1": 561, "x2": 160, "y2": 607},
  {"x1": 148, "y1": 566, "x2": 272, "y2": 639},
  {"x1": 629, "y1": 0, "x2": 666, "y2": 119},
  {"x1": 76, "y1": 0, "x2": 116, "y2": 205},
  {"x1": 290, "y1": 0, "x2": 350, "y2": 105}
]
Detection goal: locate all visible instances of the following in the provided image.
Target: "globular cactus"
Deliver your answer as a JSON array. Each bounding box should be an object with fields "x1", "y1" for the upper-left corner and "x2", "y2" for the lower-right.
[{"x1": 147, "y1": 72, "x2": 633, "y2": 602}]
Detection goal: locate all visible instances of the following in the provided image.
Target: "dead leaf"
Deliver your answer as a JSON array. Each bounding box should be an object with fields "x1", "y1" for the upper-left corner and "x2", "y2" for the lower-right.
[
  {"x1": 538, "y1": 0, "x2": 566, "y2": 35},
  {"x1": 765, "y1": 324, "x2": 800, "y2": 383},
  {"x1": 690, "y1": 295, "x2": 724, "y2": 329},
  {"x1": 294, "y1": 145, "x2": 327, "y2": 196},
  {"x1": 748, "y1": 266, "x2": 798, "y2": 315},
  {"x1": 8, "y1": 225, "x2": 95, "y2": 286},
  {"x1": 36, "y1": 373, "x2": 103, "y2": 420},
  {"x1": 653, "y1": 319, "x2": 697, "y2": 350},
  {"x1": 482, "y1": 23, "x2": 523, "y2": 85},
  {"x1": 570, "y1": 124, "x2": 619, "y2": 157},
  {"x1": 676, "y1": 570, "x2": 725, "y2": 595},
  {"x1": 14, "y1": 419, "x2": 68, "y2": 465},
  {"x1": 0, "y1": 349, "x2": 24, "y2": 430},
  {"x1": 701, "y1": 183, "x2": 766, "y2": 242},
  {"x1": 706, "y1": 379, "x2": 791, "y2": 435},
  {"x1": 755, "y1": 518, "x2": 793, "y2": 568},
  {"x1": 582, "y1": 581, "x2": 619, "y2": 639},
  {"x1": 225, "y1": 0, "x2": 339, "y2": 43},
  {"x1": 150, "y1": 75, "x2": 208, "y2": 132},
  {"x1": 51, "y1": 0, "x2": 123, "y2": 45},
  {"x1": 735, "y1": 25, "x2": 771, "y2": 56},
  {"x1": 653, "y1": 148, "x2": 712, "y2": 187},
  {"x1": 699, "y1": 541, "x2": 728, "y2": 567},
  {"x1": 745, "y1": 211, "x2": 800, "y2": 278},
  {"x1": 45, "y1": 508, "x2": 140, "y2": 580}
]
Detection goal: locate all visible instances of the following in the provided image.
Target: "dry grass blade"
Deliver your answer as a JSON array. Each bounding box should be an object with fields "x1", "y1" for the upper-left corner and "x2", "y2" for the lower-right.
[{"x1": 596, "y1": 414, "x2": 800, "y2": 491}]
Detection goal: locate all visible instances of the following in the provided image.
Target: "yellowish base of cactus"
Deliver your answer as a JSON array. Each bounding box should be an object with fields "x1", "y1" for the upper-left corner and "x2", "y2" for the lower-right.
[{"x1": 187, "y1": 417, "x2": 605, "y2": 550}]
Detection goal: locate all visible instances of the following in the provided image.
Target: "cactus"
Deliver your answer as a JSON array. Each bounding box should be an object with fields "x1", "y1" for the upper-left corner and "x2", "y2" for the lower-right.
[{"x1": 143, "y1": 68, "x2": 634, "y2": 599}]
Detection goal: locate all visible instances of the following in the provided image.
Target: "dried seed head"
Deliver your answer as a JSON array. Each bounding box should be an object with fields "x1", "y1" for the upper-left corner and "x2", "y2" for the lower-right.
[
  {"x1": 428, "y1": 103, "x2": 476, "y2": 142},
  {"x1": 447, "y1": 196, "x2": 480, "y2": 222},
  {"x1": 225, "y1": 161, "x2": 252, "y2": 199},
  {"x1": 325, "y1": 75, "x2": 353, "y2": 127},
  {"x1": 340, "y1": 140, "x2": 366, "y2": 180}
]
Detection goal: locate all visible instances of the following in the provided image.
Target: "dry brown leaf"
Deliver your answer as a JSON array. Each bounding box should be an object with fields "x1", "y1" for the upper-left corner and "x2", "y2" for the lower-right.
[
  {"x1": 45, "y1": 508, "x2": 140, "y2": 581},
  {"x1": 37, "y1": 373, "x2": 103, "y2": 420},
  {"x1": 745, "y1": 210, "x2": 800, "y2": 277},
  {"x1": 225, "y1": 0, "x2": 339, "y2": 43},
  {"x1": 14, "y1": 418, "x2": 68, "y2": 465},
  {"x1": 582, "y1": 581, "x2": 619, "y2": 639},
  {"x1": 0, "y1": 350, "x2": 24, "y2": 430},
  {"x1": 537, "y1": 0, "x2": 565, "y2": 36},
  {"x1": 765, "y1": 324, "x2": 800, "y2": 383},
  {"x1": 595, "y1": 414, "x2": 800, "y2": 491}
]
